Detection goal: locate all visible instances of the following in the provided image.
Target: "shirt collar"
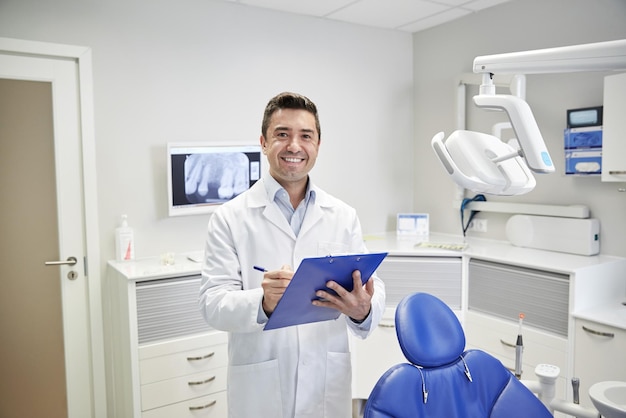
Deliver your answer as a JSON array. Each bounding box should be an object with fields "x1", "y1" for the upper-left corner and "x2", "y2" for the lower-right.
[{"x1": 263, "y1": 173, "x2": 316, "y2": 205}]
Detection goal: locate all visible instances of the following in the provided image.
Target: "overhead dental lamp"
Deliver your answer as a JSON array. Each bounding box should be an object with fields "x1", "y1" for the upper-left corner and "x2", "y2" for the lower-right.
[{"x1": 432, "y1": 39, "x2": 626, "y2": 195}]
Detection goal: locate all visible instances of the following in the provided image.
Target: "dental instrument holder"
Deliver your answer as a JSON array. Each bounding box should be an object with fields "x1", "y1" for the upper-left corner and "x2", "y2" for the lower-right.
[
  {"x1": 572, "y1": 377, "x2": 581, "y2": 404},
  {"x1": 514, "y1": 312, "x2": 524, "y2": 380},
  {"x1": 514, "y1": 334, "x2": 523, "y2": 379},
  {"x1": 515, "y1": 310, "x2": 599, "y2": 417},
  {"x1": 521, "y1": 365, "x2": 600, "y2": 418}
]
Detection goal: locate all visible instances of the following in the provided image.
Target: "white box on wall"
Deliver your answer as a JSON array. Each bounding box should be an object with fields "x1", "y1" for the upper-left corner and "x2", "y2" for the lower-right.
[{"x1": 397, "y1": 213, "x2": 429, "y2": 236}]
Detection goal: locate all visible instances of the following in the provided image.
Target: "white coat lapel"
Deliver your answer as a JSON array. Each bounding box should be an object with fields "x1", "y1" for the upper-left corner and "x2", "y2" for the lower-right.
[
  {"x1": 299, "y1": 185, "x2": 331, "y2": 237},
  {"x1": 263, "y1": 204, "x2": 295, "y2": 238},
  {"x1": 247, "y1": 178, "x2": 295, "y2": 239}
]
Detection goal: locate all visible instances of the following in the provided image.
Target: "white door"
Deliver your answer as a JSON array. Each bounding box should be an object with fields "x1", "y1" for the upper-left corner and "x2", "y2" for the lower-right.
[{"x1": 0, "y1": 41, "x2": 104, "y2": 417}]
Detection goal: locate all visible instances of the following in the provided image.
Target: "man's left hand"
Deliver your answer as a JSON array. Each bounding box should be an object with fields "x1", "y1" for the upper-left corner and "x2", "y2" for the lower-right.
[{"x1": 312, "y1": 270, "x2": 373, "y2": 322}]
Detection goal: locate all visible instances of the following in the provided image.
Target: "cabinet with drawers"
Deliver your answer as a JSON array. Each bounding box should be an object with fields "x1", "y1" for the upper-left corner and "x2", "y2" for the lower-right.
[{"x1": 105, "y1": 257, "x2": 228, "y2": 417}]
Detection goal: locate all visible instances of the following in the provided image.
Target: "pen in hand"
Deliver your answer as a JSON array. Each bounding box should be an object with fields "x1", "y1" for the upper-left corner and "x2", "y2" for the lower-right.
[{"x1": 253, "y1": 265, "x2": 268, "y2": 272}]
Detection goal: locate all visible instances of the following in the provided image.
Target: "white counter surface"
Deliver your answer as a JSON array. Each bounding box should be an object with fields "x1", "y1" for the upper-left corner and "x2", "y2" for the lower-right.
[
  {"x1": 573, "y1": 301, "x2": 626, "y2": 330},
  {"x1": 364, "y1": 232, "x2": 626, "y2": 275},
  {"x1": 108, "y1": 253, "x2": 202, "y2": 281},
  {"x1": 109, "y1": 232, "x2": 626, "y2": 329},
  {"x1": 365, "y1": 232, "x2": 626, "y2": 330}
]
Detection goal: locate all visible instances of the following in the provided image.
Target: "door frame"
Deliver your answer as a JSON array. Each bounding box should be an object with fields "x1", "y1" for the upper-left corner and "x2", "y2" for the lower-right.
[{"x1": 0, "y1": 37, "x2": 106, "y2": 417}]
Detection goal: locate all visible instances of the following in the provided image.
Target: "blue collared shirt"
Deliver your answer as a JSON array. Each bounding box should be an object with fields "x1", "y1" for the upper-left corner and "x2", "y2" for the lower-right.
[{"x1": 264, "y1": 174, "x2": 316, "y2": 236}]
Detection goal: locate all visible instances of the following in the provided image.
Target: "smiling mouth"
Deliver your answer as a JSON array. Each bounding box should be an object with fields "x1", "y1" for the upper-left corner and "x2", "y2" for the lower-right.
[{"x1": 283, "y1": 156, "x2": 305, "y2": 163}]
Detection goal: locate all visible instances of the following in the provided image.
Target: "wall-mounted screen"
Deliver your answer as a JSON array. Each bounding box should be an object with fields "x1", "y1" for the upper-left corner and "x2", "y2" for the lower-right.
[{"x1": 167, "y1": 142, "x2": 262, "y2": 216}]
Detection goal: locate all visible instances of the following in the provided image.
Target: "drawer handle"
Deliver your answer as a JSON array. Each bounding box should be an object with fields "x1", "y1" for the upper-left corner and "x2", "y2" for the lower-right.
[
  {"x1": 582, "y1": 325, "x2": 614, "y2": 338},
  {"x1": 500, "y1": 339, "x2": 516, "y2": 348},
  {"x1": 609, "y1": 170, "x2": 626, "y2": 175},
  {"x1": 188, "y1": 375, "x2": 216, "y2": 386},
  {"x1": 189, "y1": 400, "x2": 217, "y2": 411},
  {"x1": 378, "y1": 322, "x2": 395, "y2": 328},
  {"x1": 187, "y1": 351, "x2": 215, "y2": 361}
]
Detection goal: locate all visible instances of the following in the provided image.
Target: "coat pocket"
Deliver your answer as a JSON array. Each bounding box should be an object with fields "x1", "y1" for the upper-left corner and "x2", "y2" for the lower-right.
[
  {"x1": 324, "y1": 352, "x2": 352, "y2": 418},
  {"x1": 228, "y1": 359, "x2": 283, "y2": 418}
]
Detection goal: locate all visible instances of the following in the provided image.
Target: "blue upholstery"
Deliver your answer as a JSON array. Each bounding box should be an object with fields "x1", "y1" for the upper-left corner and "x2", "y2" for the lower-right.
[{"x1": 364, "y1": 293, "x2": 552, "y2": 418}]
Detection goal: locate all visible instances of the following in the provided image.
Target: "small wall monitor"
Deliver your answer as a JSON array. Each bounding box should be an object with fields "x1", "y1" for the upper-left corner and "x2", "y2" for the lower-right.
[{"x1": 167, "y1": 142, "x2": 262, "y2": 216}]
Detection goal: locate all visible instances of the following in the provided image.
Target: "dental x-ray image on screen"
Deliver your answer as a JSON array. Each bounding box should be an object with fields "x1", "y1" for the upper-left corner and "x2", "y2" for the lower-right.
[{"x1": 167, "y1": 143, "x2": 261, "y2": 216}]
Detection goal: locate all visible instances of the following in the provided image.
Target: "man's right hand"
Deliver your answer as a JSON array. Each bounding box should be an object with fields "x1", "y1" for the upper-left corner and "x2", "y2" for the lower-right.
[{"x1": 261, "y1": 265, "x2": 293, "y2": 316}]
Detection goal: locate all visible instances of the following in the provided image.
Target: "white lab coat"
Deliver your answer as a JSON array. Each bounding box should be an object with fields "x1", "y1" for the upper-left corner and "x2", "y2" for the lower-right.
[{"x1": 199, "y1": 176, "x2": 386, "y2": 418}]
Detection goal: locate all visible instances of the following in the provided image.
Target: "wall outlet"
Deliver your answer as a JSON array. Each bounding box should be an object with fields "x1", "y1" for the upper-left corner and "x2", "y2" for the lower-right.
[{"x1": 468, "y1": 218, "x2": 488, "y2": 233}]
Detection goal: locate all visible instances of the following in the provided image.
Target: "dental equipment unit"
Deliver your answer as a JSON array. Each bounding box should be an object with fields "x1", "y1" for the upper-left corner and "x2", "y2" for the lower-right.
[
  {"x1": 512, "y1": 315, "x2": 600, "y2": 418},
  {"x1": 432, "y1": 39, "x2": 626, "y2": 195}
]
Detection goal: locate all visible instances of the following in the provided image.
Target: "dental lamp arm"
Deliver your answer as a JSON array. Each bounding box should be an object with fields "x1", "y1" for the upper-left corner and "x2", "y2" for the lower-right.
[
  {"x1": 470, "y1": 40, "x2": 626, "y2": 176},
  {"x1": 473, "y1": 39, "x2": 626, "y2": 74},
  {"x1": 473, "y1": 93, "x2": 554, "y2": 173},
  {"x1": 432, "y1": 39, "x2": 626, "y2": 195}
]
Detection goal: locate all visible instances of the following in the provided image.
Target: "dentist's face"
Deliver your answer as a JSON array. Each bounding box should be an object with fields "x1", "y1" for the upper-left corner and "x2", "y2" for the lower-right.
[{"x1": 261, "y1": 108, "x2": 320, "y2": 189}]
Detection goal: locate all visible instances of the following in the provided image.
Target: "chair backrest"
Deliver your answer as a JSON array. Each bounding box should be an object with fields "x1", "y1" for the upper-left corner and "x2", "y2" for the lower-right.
[{"x1": 363, "y1": 293, "x2": 552, "y2": 418}]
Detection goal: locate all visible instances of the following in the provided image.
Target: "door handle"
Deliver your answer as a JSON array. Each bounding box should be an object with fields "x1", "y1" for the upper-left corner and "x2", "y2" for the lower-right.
[{"x1": 44, "y1": 256, "x2": 78, "y2": 266}]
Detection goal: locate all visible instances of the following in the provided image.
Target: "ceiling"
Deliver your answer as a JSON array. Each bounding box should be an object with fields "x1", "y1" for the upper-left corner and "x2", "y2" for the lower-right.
[{"x1": 222, "y1": 0, "x2": 511, "y2": 33}]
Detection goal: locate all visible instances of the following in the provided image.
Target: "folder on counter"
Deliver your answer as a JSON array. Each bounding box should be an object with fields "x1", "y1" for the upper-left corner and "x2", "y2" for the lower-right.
[{"x1": 264, "y1": 252, "x2": 388, "y2": 330}]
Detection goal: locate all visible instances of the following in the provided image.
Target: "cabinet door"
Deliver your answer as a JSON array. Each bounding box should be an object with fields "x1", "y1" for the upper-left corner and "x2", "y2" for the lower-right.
[
  {"x1": 351, "y1": 308, "x2": 405, "y2": 399},
  {"x1": 468, "y1": 260, "x2": 569, "y2": 337},
  {"x1": 573, "y1": 318, "x2": 626, "y2": 409},
  {"x1": 602, "y1": 72, "x2": 626, "y2": 182},
  {"x1": 136, "y1": 275, "x2": 212, "y2": 344},
  {"x1": 376, "y1": 256, "x2": 462, "y2": 308}
]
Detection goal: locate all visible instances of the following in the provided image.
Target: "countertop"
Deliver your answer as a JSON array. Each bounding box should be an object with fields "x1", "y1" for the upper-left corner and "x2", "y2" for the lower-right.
[
  {"x1": 574, "y1": 301, "x2": 626, "y2": 330},
  {"x1": 109, "y1": 232, "x2": 626, "y2": 329},
  {"x1": 364, "y1": 232, "x2": 626, "y2": 275},
  {"x1": 364, "y1": 232, "x2": 626, "y2": 330}
]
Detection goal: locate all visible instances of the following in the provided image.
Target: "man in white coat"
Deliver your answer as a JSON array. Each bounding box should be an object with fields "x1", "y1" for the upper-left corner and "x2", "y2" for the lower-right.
[{"x1": 199, "y1": 92, "x2": 386, "y2": 418}]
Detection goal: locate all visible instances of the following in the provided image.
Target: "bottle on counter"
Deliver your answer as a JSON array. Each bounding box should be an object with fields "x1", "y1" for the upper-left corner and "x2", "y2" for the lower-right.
[{"x1": 115, "y1": 214, "x2": 135, "y2": 261}]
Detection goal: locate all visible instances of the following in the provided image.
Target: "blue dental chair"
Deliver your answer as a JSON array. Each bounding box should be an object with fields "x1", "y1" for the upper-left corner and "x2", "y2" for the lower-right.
[{"x1": 363, "y1": 293, "x2": 552, "y2": 418}]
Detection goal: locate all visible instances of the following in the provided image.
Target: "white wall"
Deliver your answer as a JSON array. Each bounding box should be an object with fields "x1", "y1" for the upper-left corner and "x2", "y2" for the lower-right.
[
  {"x1": 413, "y1": 0, "x2": 626, "y2": 256},
  {"x1": 0, "y1": 0, "x2": 414, "y2": 265},
  {"x1": 2, "y1": 0, "x2": 625, "y2": 262}
]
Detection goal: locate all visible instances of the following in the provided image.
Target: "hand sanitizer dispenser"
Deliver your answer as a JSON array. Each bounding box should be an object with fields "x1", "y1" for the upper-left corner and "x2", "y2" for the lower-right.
[{"x1": 115, "y1": 214, "x2": 135, "y2": 261}]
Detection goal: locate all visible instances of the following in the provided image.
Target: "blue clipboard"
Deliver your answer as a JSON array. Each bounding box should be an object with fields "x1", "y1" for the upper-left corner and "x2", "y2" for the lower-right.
[{"x1": 264, "y1": 252, "x2": 388, "y2": 330}]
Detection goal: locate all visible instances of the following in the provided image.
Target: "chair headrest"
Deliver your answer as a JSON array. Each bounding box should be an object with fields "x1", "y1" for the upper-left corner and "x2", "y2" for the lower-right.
[{"x1": 395, "y1": 293, "x2": 465, "y2": 367}]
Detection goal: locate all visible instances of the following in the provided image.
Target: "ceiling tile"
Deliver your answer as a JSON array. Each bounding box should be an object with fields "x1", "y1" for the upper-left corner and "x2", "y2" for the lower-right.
[
  {"x1": 462, "y1": 0, "x2": 511, "y2": 12},
  {"x1": 398, "y1": 7, "x2": 471, "y2": 32},
  {"x1": 434, "y1": 0, "x2": 476, "y2": 5},
  {"x1": 218, "y1": 0, "x2": 512, "y2": 33},
  {"x1": 328, "y1": 0, "x2": 449, "y2": 29},
  {"x1": 235, "y1": 0, "x2": 356, "y2": 17}
]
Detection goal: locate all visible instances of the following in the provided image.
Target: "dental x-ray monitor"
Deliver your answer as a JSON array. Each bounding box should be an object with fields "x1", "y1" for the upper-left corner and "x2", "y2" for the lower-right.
[{"x1": 432, "y1": 39, "x2": 626, "y2": 195}]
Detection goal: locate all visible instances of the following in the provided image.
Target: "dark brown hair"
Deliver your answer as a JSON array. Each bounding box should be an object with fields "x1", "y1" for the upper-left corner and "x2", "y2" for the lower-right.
[{"x1": 261, "y1": 92, "x2": 321, "y2": 140}]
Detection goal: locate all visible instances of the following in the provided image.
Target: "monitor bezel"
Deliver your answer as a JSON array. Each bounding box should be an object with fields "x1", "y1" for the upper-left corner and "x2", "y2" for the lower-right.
[{"x1": 167, "y1": 141, "x2": 263, "y2": 217}]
